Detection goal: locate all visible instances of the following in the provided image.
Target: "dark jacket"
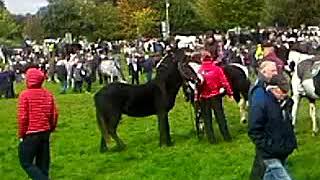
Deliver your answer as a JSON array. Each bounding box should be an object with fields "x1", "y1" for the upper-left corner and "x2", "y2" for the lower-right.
[{"x1": 248, "y1": 80, "x2": 297, "y2": 160}]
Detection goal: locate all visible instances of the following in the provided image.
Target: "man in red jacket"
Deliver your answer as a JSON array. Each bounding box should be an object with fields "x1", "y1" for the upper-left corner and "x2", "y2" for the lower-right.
[
  {"x1": 197, "y1": 50, "x2": 233, "y2": 144},
  {"x1": 18, "y1": 68, "x2": 58, "y2": 180}
]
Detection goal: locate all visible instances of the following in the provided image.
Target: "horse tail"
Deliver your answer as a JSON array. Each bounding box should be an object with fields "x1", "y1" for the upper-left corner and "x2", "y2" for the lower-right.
[{"x1": 94, "y1": 92, "x2": 110, "y2": 142}]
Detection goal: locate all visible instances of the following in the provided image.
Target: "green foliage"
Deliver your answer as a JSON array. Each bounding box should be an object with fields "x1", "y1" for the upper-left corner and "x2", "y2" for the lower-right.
[
  {"x1": 263, "y1": 0, "x2": 320, "y2": 27},
  {"x1": 23, "y1": 16, "x2": 46, "y2": 41},
  {"x1": 117, "y1": 0, "x2": 160, "y2": 39},
  {"x1": 193, "y1": 0, "x2": 264, "y2": 30},
  {"x1": 131, "y1": 8, "x2": 159, "y2": 38},
  {"x1": 153, "y1": 0, "x2": 205, "y2": 35},
  {"x1": 84, "y1": 2, "x2": 121, "y2": 40},
  {"x1": 0, "y1": 0, "x2": 5, "y2": 9},
  {"x1": 41, "y1": 0, "x2": 86, "y2": 37},
  {"x1": 0, "y1": 9, "x2": 21, "y2": 39}
]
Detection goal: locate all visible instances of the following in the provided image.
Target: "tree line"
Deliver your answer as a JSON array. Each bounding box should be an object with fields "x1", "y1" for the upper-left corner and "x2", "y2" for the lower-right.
[{"x1": 1, "y1": 0, "x2": 320, "y2": 44}]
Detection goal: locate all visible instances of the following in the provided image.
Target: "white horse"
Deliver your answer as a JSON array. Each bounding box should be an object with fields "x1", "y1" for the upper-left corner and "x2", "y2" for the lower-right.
[
  {"x1": 288, "y1": 50, "x2": 320, "y2": 135},
  {"x1": 99, "y1": 58, "x2": 124, "y2": 84}
]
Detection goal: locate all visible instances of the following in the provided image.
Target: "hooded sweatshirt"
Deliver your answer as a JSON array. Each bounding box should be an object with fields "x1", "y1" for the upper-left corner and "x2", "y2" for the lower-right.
[
  {"x1": 197, "y1": 57, "x2": 233, "y2": 100},
  {"x1": 17, "y1": 68, "x2": 58, "y2": 138}
]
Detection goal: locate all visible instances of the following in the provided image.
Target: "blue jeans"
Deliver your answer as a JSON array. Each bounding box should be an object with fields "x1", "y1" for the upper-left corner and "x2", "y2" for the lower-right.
[
  {"x1": 60, "y1": 79, "x2": 67, "y2": 93},
  {"x1": 263, "y1": 159, "x2": 292, "y2": 180}
]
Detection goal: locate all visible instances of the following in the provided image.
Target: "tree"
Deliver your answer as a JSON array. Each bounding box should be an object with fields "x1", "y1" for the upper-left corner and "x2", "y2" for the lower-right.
[
  {"x1": 0, "y1": 0, "x2": 5, "y2": 9},
  {"x1": 0, "y1": 9, "x2": 20, "y2": 39},
  {"x1": 153, "y1": 0, "x2": 205, "y2": 35},
  {"x1": 85, "y1": 2, "x2": 121, "y2": 40},
  {"x1": 193, "y1": 0, "x2": 265, "y2": 30},
  {"x1": 132, "y1": 7, "x2": 159, "y2": 37},
  {"x1": 41, "y1": 0, "x2": 87, "y2": 37},
  {"x1": 263, "y1": 0, "x2": 320, "y2": 27},
  {"x1": 117, "y1": 0, "x2": 160, "y2": 39},
  {"x1": 94, "y1": 0, "x2": 118, "y2": 6},
  {"x1": 23, "y1": 16, "x2": 46, "y2": 41}
]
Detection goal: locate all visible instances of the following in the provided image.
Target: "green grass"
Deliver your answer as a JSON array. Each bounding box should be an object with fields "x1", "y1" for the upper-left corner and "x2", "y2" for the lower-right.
[{"x1": 1, "y1": 81, "x2": 320, "y2": 180}]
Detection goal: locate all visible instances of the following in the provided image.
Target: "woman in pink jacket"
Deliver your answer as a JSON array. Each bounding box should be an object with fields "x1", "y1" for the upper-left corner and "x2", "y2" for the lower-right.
[{"x1": 197, "y1": 48, "x2": 233, "y2": 144}]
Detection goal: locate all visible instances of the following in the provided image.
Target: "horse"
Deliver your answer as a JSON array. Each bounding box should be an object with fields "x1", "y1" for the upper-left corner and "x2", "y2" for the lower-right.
[
  {"x1": 99, "y1": 57, "x2": 125, "y2": 84},
  {"x1": 94, "y1": 49, "x2": 192, "y2": 152},
  {"x1": 181, "y1": 55, "x2": 251, "y2": 137},
  {"x1": 287, "y1": 45, "x2": 320, "y2": 135}
]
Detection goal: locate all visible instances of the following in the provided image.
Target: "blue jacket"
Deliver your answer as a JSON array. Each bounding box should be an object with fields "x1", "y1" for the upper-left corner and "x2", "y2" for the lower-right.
[{"x1": 248, "y1": 80, "x2": 297, "y2": 160}]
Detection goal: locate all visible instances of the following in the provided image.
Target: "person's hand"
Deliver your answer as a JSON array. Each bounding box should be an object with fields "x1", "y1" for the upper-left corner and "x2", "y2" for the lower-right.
[{"x1": 219, "y1": 88, "x2": 227, "y2": 96}]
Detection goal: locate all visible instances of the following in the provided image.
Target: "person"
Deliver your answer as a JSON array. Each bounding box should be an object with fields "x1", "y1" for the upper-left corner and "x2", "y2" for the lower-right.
[
  {"x1": 248, "y1": 62, "x2": 297, "y2": 180},
  {"x1": 56, "y1": 57, "x2": 68, "y2": 94},
  {"x1": 141, "y1": 54, "x2": 154, "y2": 82},
  {"x1": 17, "y1": 68, "x2": 58, "y2": 180},
  {"x1": 73, "y1": 59, "x2": 86, "y2": 93},
  {"x1": 262, "y1": 41, "x2": 284, "y2": 73},
  {"x1": 196, "y1": 49, "x2": 233, "y2": 144}
]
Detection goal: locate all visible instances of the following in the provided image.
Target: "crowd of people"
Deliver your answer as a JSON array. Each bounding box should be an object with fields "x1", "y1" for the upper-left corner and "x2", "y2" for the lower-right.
[{"x1": 3, "y1": 25, "x2": 320, "y2": 180}]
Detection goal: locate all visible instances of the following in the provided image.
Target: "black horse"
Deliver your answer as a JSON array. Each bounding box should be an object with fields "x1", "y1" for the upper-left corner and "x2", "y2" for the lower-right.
[{"x1": 94, "y1": 49, "x2": 191, "y2": 152}]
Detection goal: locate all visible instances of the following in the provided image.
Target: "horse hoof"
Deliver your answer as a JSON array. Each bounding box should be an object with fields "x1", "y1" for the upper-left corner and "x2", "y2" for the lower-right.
[
  {"x1": 312, "y1": 131, "x2": 318, "y2": 136},
  {"x1": 112, "y1": 145, "x2": 126, "y2": 152},
  {"x1": 100, "y1": 147, "x2": 108, "y2": 153},
  {"x1": 241, "y1": 119, "x2": 247, "y2": 124},
  {"x1": 160, "y1": 141, "x2": 174, "y2": 147}
]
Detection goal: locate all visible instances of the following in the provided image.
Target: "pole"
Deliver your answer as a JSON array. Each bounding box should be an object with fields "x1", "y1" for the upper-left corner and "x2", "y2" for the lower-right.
[{"x1": 165, "y1": 0, "x2": 170, "y2": 39}]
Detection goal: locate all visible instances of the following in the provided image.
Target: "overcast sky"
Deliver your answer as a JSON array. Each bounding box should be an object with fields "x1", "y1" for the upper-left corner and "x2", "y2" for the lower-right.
[{"x1": 4, "y1": 0, "x2": 48, "y2": 14}]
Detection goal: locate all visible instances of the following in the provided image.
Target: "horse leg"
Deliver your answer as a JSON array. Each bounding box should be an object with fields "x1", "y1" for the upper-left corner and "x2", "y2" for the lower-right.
[
  {"x1": 107, "y1": 112, "x2": 126, "y2": 150},
  {"x1": 104, "y1": 75, "x2": 108, "y2": 85},
  {"x1": 194, "y1": 102, "x2": 204, "y2": 139},
  {"x1": 291, "y1": 73, "x2": 302, "y2": 128},
  {"x1": 95, "y1": 109, "x2": 110, "y2": 153},
  {"x1": 238, "y1": 98, "x2": 247, "y2": 124},
  {"x1": 157, "y1": 111, "x2": 172, "y2": 147},
  {"x1": 233, "y1": 91, "x2": 246, "y2": 124},
  {"x1": 308, "y1": 99, "x2": 319, "y2": 136},
  {"x1": 291, "y1": 94, "x2": 301, "y2": 129}
]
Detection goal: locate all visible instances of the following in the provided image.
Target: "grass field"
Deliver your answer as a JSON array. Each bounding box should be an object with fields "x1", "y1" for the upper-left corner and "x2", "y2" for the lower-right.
[{"x1": 1, "y1": 80, "x2": 320, "y2": 180}]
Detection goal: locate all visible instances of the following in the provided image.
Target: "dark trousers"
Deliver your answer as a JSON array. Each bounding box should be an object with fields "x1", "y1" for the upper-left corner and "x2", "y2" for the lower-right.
[
  {"x1": 74, "y1": 81, "x2": 83, "y2": 93},
  {"x1": 84, "y1": 77, "x2": 92, "y2": 92},
  {"x1": 58, "y1": 78, "x2": 67, "y2": 93},
  {"x1": 250, "y1": 150, "x2": 266, "y2": 180},
  {"x1": 145, "y1": 71, "x2": 152, "y2": 82},
  {"x1": 132, "y1": 70, "x2": 139, "y2": 85},
  {"x1": 19, "y1": 131, "x2": 51, "y2": 180},
  {"x1": 98, "y1": 70, "x2": 103, "y2": 84},
  {"x1": 199, "y1": 95, "x2": 232, "y2": 143}
]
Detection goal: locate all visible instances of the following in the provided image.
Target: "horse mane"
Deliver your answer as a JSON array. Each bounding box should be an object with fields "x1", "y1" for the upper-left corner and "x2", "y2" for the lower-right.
[{"x1": 154, "y1": 49, "x2": 186, "y2": 81}]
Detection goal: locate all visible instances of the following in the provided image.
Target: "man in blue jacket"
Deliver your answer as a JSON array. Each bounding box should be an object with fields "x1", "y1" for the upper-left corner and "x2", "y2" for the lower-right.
[{"x1": 249, "y1": 61, "x2": 297, "y2": 180}]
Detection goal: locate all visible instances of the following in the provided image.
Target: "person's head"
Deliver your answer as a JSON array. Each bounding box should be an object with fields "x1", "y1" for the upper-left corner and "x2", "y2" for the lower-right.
[
  {"x1": 259, "y1": 60, "x2": 278, "y2": 82},
  {"x1": 262, "y1": 41, "x2": 274, "y2": 56},
  {"x1": 25, "y1": 68, "x2": 45, "y2": 89},
  {"x1": 200, "y1": 49, "x2": 212, "y2": 62},
  {"x1": 266, "y1": 74, "x2": 289, "y2": 100}
]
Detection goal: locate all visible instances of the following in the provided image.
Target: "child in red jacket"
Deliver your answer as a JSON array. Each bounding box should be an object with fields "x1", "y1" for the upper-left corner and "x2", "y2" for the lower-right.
[{"x1": 17, "y1": 68, "x2": 58, "y2": 180}]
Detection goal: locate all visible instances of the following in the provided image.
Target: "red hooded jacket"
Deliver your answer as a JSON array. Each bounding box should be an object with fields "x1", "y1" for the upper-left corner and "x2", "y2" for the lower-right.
[
  {"x1": 17, "y1": 68, "x2": 58, "y2": 138},
  {"x1": 197, "y1": 57, "x2": 233, "y2": 100}
]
